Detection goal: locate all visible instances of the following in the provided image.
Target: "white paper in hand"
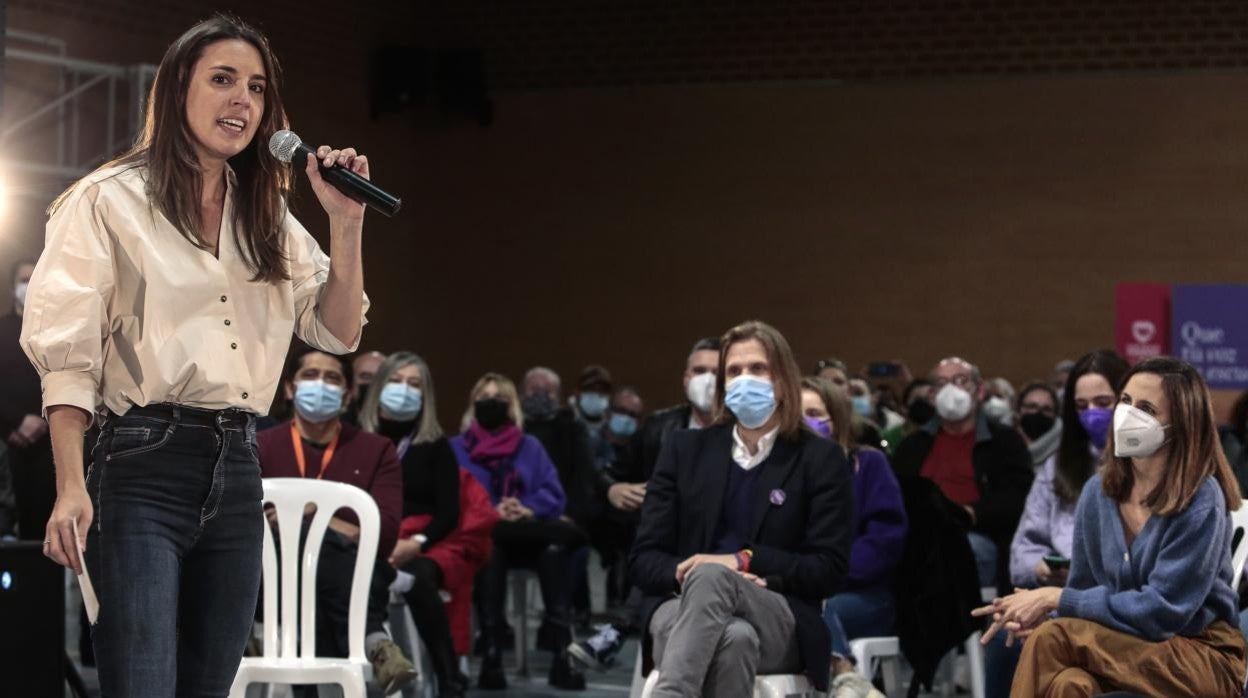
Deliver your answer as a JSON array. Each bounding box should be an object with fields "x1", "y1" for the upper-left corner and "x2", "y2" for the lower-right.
[{"x1": 72, "y1": 519, "x2": 99, "y2": 624}]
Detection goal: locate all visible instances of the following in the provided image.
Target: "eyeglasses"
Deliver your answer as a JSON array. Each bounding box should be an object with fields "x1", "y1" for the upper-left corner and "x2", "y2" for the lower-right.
[{"x1": 932, "y1": 374, "x2": 976, "y2": 390}]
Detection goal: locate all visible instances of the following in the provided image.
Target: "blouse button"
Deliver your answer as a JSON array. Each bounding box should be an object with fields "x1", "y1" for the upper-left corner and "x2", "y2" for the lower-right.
[
  {"x1": 224, "y1": 319, "x2": 231, "y2": 326},
  {"x1": 231, "y1": 343, "x2": 238, "y2": 350},
  {"x1": 242, "y1": 392, "x2": 249, "y2": 399},
  {"x1": 220, "y1": 295, "x2": 227, "y2": 302}
]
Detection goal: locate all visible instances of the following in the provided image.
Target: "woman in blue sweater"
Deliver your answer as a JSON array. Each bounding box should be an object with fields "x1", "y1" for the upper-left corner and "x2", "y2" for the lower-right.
[
  {"x1": 801, "y1": 376, "x2": 907, "y2": 694},
  {"x1": 974, "y1": 357, "x2": 1246, "y2": 697}
]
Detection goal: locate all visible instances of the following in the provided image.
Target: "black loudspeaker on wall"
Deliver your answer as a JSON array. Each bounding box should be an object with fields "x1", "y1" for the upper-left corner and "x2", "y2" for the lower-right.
[
  {"x1": 0, "y1": 541, "x2": 66, "y2": 695},
  {"x1": 370, "y1": 46, "x2": 493, "y2": 126}
]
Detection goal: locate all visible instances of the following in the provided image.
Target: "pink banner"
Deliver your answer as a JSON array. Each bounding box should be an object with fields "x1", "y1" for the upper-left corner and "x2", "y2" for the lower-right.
[{"x1": 1116, "y1": 283, "x2": 1171, "y2": 364}]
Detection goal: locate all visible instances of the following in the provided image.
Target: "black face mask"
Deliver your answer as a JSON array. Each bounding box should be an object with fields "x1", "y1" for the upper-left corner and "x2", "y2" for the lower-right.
[
  {"x1": 521, "y1": 392, "x2": 556, "y2": 421},
  {"x1": 1019, "y1": 413, "x2": 1057, "y2": 441},
  {"x1": 907, "y1": 399, "x2": 936, "y2": 426},
  {"x1": 474, "y1": 398, "x2": 511, "y2": 431}
]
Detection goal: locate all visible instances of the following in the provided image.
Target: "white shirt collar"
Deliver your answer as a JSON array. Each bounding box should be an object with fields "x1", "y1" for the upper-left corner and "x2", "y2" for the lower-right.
[{"x1": 731, "y1": 425, "x2": 779, "y2": 471}]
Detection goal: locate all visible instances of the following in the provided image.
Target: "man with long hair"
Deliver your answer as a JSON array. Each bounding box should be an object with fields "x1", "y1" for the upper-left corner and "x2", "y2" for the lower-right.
[{"x1": 631, "y1": 320, "x2": 853, "y2": 695}]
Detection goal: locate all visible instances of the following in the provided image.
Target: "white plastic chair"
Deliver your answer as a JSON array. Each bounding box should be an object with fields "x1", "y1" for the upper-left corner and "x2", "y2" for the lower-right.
[
  {"x1": 640, "y1": 668, "x2": 814, "y2": 697},
  {"x1": 229, "y1": 478, "x2": 381, "y2": 698},
  {"x1": 509, "y1": 569, "x2": 540, "y2": 677},
  {"x1": 1230, "y1": 499, "x2": 1248, "y2": 692},
  {"x1": 1229, "y1": 499, "x2": 1248, "y2": 590},
  {"x1": 849, "y1": 636, "x2": 902, "y2": 697}
]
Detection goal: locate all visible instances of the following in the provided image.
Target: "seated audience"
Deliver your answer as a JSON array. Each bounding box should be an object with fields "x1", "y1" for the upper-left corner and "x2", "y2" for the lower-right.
[
  {"x1": 984, "y1": 350, "x2": 1129, "y2": 697},
  {"x1": 595, "y1": 386, "x2": 645, "y2": 608},
  {"x1": 1015, "y1": 381, "x2": 1062, "y2": 470},
  {"x1": 632, "y1": 337, "x2": 722, "y2": 478},
  {"x1": 356, "y1": 351, "x2": 474, "y2": 698},
  {"x1": 892, "y1": 357, "x2": 1033, "y2": 592},
  {"x1": 631, "y1": 321, "x2": 853, "y2": 696},
  {"x1": 814, "y1": 357, "x2": 851, "y2": 388},
  {"x1": 802, "y1": 376, "x2": 906, "y2": 697},
  {"x1": 978, "y1": 357, "x2": 1246, "y2": 698},
  {"x1": 519, "y1": 365, "x2": 598, "y2": 632},
  {"x1": 452, "y1": 372, "x2": 586, "y2": 690},
  {"x1": 567, "y1": 339, "x2": 720, "y2": 672},
  {"x1": 983, "y1": 377, "x2": 1017, "y2": 428},
  {"x1": 572, "y1": 364, "x2": 617, "y2": 469},
  {"x1": 256, "y1": 348, "x2": 416, "y2": 693},
  {"x1": 342, "y1": 349, "x2": 385, "y2": 425}
]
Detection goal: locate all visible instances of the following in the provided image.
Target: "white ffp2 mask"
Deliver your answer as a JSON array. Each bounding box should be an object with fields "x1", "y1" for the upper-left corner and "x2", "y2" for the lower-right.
[{"x1": 1113, "y1": 404, "x2": 1169, "y2": 459}]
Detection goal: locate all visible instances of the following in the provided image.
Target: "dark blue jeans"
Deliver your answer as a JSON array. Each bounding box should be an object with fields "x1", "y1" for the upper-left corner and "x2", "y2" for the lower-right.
[
  {"x1": 85, "y1": 403, "x2": 264, "y2": 697},
  {"x1": 823, "y1": 587, "x2": 897, "y2": 657}
]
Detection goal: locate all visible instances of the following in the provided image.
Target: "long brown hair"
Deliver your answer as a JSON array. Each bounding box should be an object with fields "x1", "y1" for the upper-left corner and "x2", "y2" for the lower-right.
[
  {"x1": 1101, "y1": 357, "x2": 1241, "y2": 514},
  {"x1": 801, "y1": 375, "x2": 855, "y2": 453},
  {"x1": 714, "y1": 320, "x2": 804, "y2": 438},
  {"x1": 1054, "y1": 349, "x2": 1130, "y2": 504},
  {"x1": 51, "y1": 14, "x2": 291, "y2": 282}
]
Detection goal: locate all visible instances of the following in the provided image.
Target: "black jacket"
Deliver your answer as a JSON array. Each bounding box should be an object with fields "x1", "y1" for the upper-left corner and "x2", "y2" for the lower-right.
[
  {"x1": 891, "y1": 414, "x2": 1032, "y2": 589},
  {"x1": 893, "y1": 476, "x2": 983, "y2": 696},
  {"x1": 605, "y1": 404, "x2": 694, "y2": 491},
  {"x1": 524, "y1": 407, "x2": 599, "y2": 527},
  {"x1": 629, "y1": 423, "x2": 854, "y2": 691}
]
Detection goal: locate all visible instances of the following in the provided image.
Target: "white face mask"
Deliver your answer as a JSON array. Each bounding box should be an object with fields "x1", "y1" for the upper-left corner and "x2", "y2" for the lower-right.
[
  {"x1": 14, "y1": 282, "x2": 28, "y2": 312},
  {"x1": 982, "y1": 396, "x2": 1013, "y2": 426},
  {"x1": 686, "y1": 372, "x2": 717, "y2": 412},
  {"x1": 935, "y1": 384, "x2": 975, "y2": 422},
  {"x1": 1113, "y1": 404, "x2": 1169, "y2": 459}
]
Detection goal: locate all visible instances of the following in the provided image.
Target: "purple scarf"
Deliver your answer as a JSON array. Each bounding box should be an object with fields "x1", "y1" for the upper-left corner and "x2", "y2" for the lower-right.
[{"x1": 464, "y1": 422, "x2": 524, "y2": 499}]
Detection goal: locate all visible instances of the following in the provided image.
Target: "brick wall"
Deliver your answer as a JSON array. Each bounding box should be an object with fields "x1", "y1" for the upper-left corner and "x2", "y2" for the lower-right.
[
  {"x1": 413, "y1": 1, "x2": 1248, "y2": 89},
  {"x1": 6, "y1": 1, "x2": 1248, "y2": 420}
]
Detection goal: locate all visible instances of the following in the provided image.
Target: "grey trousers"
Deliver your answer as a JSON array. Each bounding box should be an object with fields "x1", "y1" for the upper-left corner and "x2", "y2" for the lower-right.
[{"x1": 650, "y1": 563, "x2": 802, "y2": 697}]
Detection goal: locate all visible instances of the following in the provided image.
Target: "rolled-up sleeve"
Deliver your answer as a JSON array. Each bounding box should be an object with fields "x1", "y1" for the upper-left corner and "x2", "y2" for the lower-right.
[
  {"x1": 285, "y1": 210, "x2": 369, "y2": 355},
  {"x1": 19, "y1": 183, "x2": 114, "y2": 420}
]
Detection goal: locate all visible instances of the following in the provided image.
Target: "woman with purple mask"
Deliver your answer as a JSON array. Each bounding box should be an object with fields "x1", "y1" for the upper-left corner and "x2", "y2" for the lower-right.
[
  {"x1": 983, "y1": 349, "x2": 1130, "y2": 696},
  {"x1": 801, "y1": 376, "x2": 907, "y2": 697}
]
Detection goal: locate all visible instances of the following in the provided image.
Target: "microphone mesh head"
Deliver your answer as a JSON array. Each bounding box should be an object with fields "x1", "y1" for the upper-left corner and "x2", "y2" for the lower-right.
[{"x1": 268, "y1": 130, "x2": 302, "y2": 163}]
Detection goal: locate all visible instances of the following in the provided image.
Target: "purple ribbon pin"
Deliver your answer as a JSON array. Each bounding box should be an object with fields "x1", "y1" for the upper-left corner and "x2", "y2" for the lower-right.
[{"x1": 769, "y1": 489, "x2": 786, "y2": 506}]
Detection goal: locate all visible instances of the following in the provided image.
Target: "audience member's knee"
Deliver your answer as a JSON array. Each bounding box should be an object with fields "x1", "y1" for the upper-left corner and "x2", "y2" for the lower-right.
[
  {"x1": 684, "y1": 561, "x2": 736, "y2": 590},
  {"x1": 1050, "y1": 667, "x2": 1101, "y2": 696},
  {"x1": 718, "y1": 620, "x2": 760, "y2": 656}
]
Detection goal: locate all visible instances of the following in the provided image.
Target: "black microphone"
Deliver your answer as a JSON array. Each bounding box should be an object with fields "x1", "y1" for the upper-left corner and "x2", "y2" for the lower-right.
[{"x1": 268, "y1": 130, "x2": 401, "y2": 217}]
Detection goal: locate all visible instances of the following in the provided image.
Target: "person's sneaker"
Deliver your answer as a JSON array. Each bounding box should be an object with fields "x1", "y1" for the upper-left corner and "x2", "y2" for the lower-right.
[
  {"x1": 830, "y1": 671, "x2": 885, "y2": 698},
  {"x1": 368, "y1": 638, "x2": 418, "y2": 694},
  {"x1": 566, "y1": 623, "x2": 624, "y2": 671}
]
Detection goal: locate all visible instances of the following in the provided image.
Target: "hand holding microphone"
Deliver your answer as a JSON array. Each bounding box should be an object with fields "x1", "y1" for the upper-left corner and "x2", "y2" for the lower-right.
[{"x1": 269, "y1": 130, "x2": 402, "y2": 218}]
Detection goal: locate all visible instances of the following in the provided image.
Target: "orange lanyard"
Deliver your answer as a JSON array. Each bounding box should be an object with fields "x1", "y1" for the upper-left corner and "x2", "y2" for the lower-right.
[{"x1": 290, "y1": 421, "x2": 340, "y2": 480}]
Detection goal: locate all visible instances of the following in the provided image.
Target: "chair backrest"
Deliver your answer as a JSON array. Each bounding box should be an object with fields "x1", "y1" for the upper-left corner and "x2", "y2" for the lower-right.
[
  {"x1": 260, "y1": 478, "x2": 381, "y2": 663},
  {"x1": 1230, "y1": 499, "x2": 1248, "y2": 590}
]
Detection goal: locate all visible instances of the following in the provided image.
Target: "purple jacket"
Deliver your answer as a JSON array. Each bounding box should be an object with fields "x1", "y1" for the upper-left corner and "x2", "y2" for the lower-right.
[
  {"x1": 846, "y1": 448, "x2": 909, "y2": 591},
  {"x1": 1009, "y1": 456, "x2": 1076, "y2": 587},
  {"x1": 450, "y1": 434, "x2": 567, "y2": 520}
]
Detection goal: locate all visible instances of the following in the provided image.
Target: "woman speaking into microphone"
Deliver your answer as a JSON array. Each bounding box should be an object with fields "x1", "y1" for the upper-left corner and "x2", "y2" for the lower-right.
[{"x1": 20, "y1": 14, "x2": 370, "y2": 696}]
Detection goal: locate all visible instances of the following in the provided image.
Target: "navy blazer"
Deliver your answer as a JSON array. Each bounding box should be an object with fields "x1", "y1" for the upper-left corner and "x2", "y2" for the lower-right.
[{"x1": 629, "y1": 422, "x2": 854, "y2": 691}]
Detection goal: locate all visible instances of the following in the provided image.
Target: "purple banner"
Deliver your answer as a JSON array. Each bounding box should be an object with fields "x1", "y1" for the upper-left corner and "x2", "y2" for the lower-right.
[{"x1": 1172, "y1": 284, "x2": 1248, "y2": 389}]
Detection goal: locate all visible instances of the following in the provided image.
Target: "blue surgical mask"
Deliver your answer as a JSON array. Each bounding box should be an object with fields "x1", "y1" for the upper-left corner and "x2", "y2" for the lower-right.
[
  {"x1": 851, "y1": 395, "x2": 873, "y2": 418},
  {"x1": 380, "y1": 383, "x2": 423, "y2": 421},
  {"x1": 725, "y1": 376, "x2": 777, "y2": 429},
  {"x1": 579, "y1": 392, "x2": 610, "y2": 419},
  {"x1": 608, "y1": 413, "x2": 638, "y2": 438},
  {"x1": 294, "y1": 380, "x2": 344, "y2": 423}
]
